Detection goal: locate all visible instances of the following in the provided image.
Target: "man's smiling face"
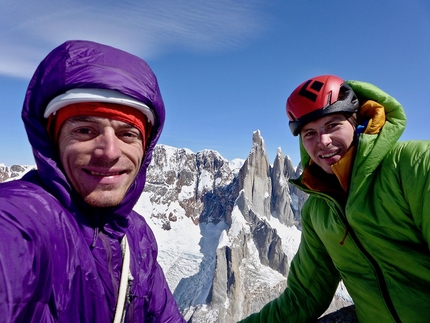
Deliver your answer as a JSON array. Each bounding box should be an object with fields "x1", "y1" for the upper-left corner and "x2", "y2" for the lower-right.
[
  {"x1": 300, "y1": 113, "x2": 355, "y2": 174},
  {"x1": 58, "y1": 115, "x2": 144, "y2": 207}
]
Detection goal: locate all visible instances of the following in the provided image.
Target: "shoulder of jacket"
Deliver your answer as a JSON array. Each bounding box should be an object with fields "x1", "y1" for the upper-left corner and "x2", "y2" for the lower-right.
[{"x1": 385, "y1": 140, "x2": 430, "y2": 164}]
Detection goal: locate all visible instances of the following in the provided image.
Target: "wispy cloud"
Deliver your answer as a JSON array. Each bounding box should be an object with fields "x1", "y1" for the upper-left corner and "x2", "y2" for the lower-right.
[{"x1": 0, "y1": 0, "x2": 268, "y2": 78}]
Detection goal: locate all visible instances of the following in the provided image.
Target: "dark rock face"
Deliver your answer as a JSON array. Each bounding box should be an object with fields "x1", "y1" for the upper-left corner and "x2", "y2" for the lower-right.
[
  {"x1": 250, "y1": 210, "x2": 289, "y2": 276},
  {"x1": 318, "y1": 305, "x2": 358, "y2": 323},
  {"x1": 144, "y1": 146, "x2": 238, "y2": 227}
]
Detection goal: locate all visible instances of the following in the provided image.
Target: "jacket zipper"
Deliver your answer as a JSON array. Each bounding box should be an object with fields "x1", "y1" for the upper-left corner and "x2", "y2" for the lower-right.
[
  {"x1": 290, "y1": 180, "x2": 403, "y2": 322},
  {"x1": 332, "y1": 203, "x2": 402, "y2": 323}
]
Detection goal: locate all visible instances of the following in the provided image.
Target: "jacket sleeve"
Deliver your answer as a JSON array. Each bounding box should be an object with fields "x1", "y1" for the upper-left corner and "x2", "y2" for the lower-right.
[
  {"x1": 0, "y1": 190, "x2": 53, "y2": 323},
  {"x1": 398, "y1": 141, "x2": 430, "y2": 249},
  {"x1": 238, "y1": 204, "x2": 340, "y2": 323}
]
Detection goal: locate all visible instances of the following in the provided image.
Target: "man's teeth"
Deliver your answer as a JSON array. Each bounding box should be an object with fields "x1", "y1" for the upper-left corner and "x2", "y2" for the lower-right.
[
  {"x1": 321, "y1": 151, "x2": 337, "y2": 158},
  {"x1": 90, "y1": 171, "x2": 120, "y2": 176}
]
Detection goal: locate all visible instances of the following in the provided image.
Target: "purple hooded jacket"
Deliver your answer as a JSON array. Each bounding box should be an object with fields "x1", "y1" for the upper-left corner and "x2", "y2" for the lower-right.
[{"x1": 0, "y1": 40, "x2": 186, "y2": 323}]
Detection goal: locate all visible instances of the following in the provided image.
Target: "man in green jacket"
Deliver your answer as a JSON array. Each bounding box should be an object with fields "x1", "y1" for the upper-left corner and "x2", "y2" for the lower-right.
[{"x1": 239, "y1": 75, "x2": 430, "y2": 322}]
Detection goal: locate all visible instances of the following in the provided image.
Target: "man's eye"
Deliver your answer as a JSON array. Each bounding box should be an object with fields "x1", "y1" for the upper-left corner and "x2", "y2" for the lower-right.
[
  {"x1": 302, "y1": 131, "x2": 315, "y2": 138},
  {"x1": 73, "y1": 127, "x2": 93, "y2": 134},
  {"x1": 119, "y1": 130, "x2": 141, "y2": 142},
  {"x1": 327, "y1": 122, "x2": 340, "y2": 129}
]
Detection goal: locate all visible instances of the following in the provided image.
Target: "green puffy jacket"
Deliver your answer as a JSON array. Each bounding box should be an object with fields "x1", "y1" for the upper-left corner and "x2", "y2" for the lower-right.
[{"x1": 239, "y1": 80, "x2": 430, "y2": 323}]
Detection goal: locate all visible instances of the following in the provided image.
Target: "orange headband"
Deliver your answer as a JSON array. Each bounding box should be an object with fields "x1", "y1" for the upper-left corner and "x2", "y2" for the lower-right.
[{"x1": 47, "y1": 102, "x2": 150, "y2": 142}]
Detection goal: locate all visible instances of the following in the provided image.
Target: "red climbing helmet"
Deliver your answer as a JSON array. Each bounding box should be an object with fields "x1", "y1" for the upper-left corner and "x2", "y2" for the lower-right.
[{"x1": 286, "y1": 75, "x2": 359, "y2": 136}]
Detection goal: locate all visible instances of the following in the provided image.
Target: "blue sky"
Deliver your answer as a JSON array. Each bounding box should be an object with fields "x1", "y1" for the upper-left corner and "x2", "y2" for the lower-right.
[{"x1": 1, "y1": 0, "x2": 430, "y2": 167}]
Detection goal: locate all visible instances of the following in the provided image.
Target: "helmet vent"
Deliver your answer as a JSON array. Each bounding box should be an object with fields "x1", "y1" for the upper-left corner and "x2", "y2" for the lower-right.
[
  {"x1": 298, "y1": 79, "x2": 324, "y2": 102},
  {"x1": 338, "y1": 85, "x2": 349, "y2": 101},
  {"x1": 325, "y1": 93, "x2": 332, "y2": 108}
]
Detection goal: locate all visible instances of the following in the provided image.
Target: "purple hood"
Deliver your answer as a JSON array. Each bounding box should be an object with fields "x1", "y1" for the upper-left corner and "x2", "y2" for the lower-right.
[{"x1": 23, "y1": 40, "x2": 165, "y2": 221}]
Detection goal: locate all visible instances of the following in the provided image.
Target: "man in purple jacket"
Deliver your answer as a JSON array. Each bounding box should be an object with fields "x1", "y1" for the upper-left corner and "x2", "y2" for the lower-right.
[{"x1": 0, "y1": 40, "x2": 186, "y2": 323}]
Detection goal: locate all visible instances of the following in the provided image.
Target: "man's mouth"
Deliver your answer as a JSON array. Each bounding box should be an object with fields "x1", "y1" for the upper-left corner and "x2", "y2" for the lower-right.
[
  {"x1": 319, "y1": 150, "x2": 340, "y2": 159},
  {"x1": 83, "y1": 169, "x2": 126, "y2": 176}
]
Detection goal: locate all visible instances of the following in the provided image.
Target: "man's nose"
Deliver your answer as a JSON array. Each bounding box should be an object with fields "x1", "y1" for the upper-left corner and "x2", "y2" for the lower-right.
[
  {"x1": 94, "y1": 130, "x2": 122, "y2": 160},
  {"x1": 319, "y1": 133, "x2": 332, "y2": 147}
]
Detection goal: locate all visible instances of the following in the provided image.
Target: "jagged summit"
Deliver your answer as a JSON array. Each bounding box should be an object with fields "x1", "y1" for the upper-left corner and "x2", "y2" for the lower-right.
[{"x1": 250, "y1": 130, "x2": 267, "y2": 157}]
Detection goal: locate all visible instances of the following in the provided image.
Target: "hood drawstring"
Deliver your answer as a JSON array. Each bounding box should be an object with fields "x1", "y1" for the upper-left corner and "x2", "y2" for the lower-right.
[
  {"x1": 91, "y1": 226, "x2": 100, "y2": 249},
  {"x1": 340, "y1": 227, "x2": 349, "y2": 245}
]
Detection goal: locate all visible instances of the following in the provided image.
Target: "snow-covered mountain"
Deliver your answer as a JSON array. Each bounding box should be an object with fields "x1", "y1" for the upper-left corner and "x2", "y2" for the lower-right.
[
  {"x1": 0, "y1": 130, "x2": 354, "y2": 322},
  {"x1": 0, "y1": 163, "x2": 35, "y2": 182}
]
